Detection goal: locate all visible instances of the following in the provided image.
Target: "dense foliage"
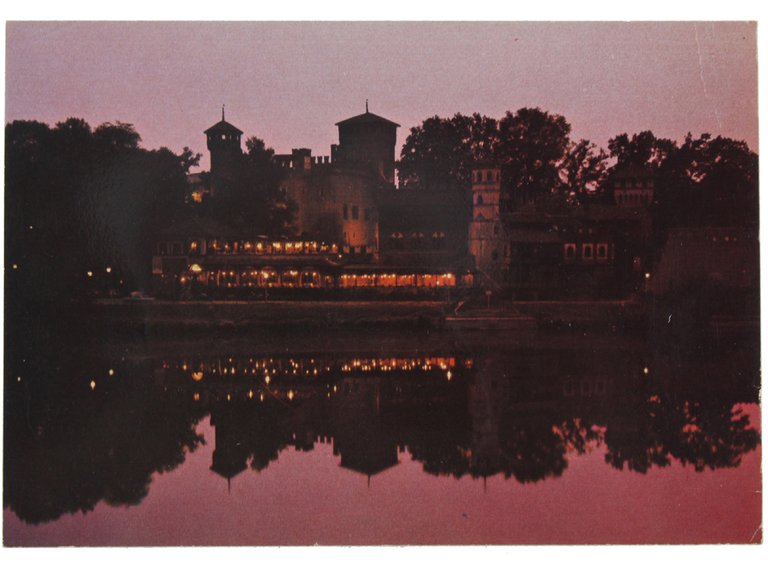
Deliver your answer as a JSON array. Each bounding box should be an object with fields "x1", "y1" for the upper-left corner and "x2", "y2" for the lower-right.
[
  {"x1": 398, "y1": 108, "x2": 758, "y2": 228},
  {"x1": 6, "y1": 119, "x2": 199, "y2": 308}
]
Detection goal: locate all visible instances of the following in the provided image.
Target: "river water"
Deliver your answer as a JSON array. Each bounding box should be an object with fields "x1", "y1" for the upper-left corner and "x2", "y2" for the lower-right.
[{"x1": 3, "y1": 326, "x2": 761, "y2": 545}]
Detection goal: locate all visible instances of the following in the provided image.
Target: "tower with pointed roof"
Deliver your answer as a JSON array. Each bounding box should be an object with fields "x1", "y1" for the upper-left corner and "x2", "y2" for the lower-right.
[
  {"x1": 204, "y1": 106, "x2": 243, "y2": 197},
  {"x1": 332, "y1": 102, "x2": 399, "y2": 185}
]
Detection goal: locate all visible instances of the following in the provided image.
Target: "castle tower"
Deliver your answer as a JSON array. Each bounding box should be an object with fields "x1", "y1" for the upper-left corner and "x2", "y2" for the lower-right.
[
  {"x1": 332, "y1": 103, "x2": 399, "y2": 185},
  {"x1": 468, "y1": 164, "x2": 507, "y2": 285},
  {"x1": 204, "y1": 107, "x2": 243, "y2": 197}
]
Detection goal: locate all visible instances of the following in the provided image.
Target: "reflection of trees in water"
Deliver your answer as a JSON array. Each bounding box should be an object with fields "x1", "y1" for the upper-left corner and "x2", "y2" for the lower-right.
[
  {"x1": 604, "y1": 396, "x2": 759, "y2": 474},
  {"x1": 4, "y1": 339, "x2": 760, "y2": 526},
  {"x1": 4, "y1": 350, "x2": 207, "y2": 525}
]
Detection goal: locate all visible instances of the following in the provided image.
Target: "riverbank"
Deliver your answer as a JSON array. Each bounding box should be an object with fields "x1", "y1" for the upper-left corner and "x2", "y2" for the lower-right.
[{"x1": 89, "y1": 297, "x2": 648, "y2": 336}]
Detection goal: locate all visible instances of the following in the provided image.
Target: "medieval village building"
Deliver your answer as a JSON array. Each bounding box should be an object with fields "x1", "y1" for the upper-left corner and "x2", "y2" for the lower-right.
[{"x1": 152, "y1": 108, "x2": 658, "y2": 300}]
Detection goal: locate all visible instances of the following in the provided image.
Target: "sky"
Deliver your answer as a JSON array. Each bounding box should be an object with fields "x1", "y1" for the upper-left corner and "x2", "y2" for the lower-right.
[{"x1": 4, "y1": 21, "x2": 759, "y2": 173}]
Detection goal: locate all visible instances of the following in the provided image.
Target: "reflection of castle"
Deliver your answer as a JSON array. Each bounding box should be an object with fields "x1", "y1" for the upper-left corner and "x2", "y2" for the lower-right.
[{"x1": 155, "y1": 347, "x2": 653, "y2": 485}]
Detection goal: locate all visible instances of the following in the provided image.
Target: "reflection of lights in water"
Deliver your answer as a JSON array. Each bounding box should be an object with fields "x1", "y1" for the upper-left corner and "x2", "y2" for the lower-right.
[
  {"x1": 90, "y1": 380, "x2": 96, "y2": 390},
  {"x1": 105, "y1": 267, "x2": 112, "y2": 273},
  {"x1": 248, "y1": 390, "x2": 254, "y2": 399},
  {"x1": 333, "y1": 385, "x2": 338, "y2": 393},
  {"x1": 446, "y1": 370, "x2": 452, "y2": 381},
  {"x1": 265, "y1": 375, "x2": 271, "y2": 384},
  {"x1": 259, "y1": 393, "x2": 265, "y2": 402},
  {"x1": 226, "y1": 394, "x2": 231, "y2": 401},
  {"x1": 288, "y1": 390, "x2": 295, "y2": 401},
  {"x1": 86, "y1": 271, "x2": 93, "y2": 277},
  {"x1": 194, "y1": 393, "x2": 200, "y2": 401}
]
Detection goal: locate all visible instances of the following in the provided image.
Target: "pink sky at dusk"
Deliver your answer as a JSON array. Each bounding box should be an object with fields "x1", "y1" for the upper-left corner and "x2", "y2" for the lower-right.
[{"x1": 5, "y1": 21, "x2": 758, "y2": 173}]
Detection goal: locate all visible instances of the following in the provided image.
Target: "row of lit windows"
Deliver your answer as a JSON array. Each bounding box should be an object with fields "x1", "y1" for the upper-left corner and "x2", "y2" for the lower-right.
[
  {"x1": 185, "y1": 269, "x2": 464, "y2": 289},
  {"x1": 339, "y1": 273, "x2": 457, "y2": 288},
  {"x1": 159, "y1": 240, "x2": 340, "y2": 257},
  {"x1": 563, "y1": 242, "x2": 610, "y2": 261}
]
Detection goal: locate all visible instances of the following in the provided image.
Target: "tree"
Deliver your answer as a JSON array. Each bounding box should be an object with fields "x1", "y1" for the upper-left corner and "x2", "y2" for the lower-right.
[
  {"x1": 559, "y1": 138, "x2": 609, "y2": 203},
  {"x1": 495, "y1": 108, "x2": 572, "y2": 208},
  {"x1": 607, "y1": 130, "x2": 758, "y2": 228},
  {"x1": 5, "y1": 118, "x2": 199, "y2": 312},
  {"x1": 397, "y1": 113, "x2": 498, "y2": 191},
  {"x1": 195, "y1": 135, "x2": 296, "y2": 236}
]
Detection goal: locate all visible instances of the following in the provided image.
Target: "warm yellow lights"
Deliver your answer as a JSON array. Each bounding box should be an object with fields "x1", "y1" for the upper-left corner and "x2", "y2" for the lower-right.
[
  {"x1": 108, "y1": 369, "x2": 115, "y2": 376},
  {"x1": 189, "y1": 263, "x2": 203, "y2": 273},
  {"x1": 105, "y1": 267, "x2": 112, "y2": 273},
  {"x1": 643, "y1": 367, "x2": 650, "y2": 375},
  {"x1": 192, "y1": 371, "x2": 204, "y2": 381},
  {"x1": 90, "y1": 380, "x2": 96, "y2": 390},
  {"x1": 287, "y1": 390, "x2": 295, "y2": 401},
  {"x1": 86, "y1": 271, "x2": 93, "y2": 277}
]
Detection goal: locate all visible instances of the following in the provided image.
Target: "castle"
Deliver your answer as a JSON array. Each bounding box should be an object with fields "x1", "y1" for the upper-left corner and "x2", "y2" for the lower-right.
[{"x1": 152, "y1": 108, "x2": 655, "y2": 300}]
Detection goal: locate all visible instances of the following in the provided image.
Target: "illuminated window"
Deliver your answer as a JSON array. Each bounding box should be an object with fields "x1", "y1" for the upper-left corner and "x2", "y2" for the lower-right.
[
  {"x1": 596, "y1": 243, "x2": 609, "y2": 261},
  {"x1": 582, "y1": 243, "x2": 594, "y2": 260},
  {"x1": 564, "y1": 243, "x2": 576, "y2": 260}
]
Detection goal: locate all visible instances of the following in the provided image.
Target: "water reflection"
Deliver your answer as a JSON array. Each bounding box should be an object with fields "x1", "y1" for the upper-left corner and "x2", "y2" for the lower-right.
[{"x1": 3, "y1": 330, "x2": 760, "y2": 531}]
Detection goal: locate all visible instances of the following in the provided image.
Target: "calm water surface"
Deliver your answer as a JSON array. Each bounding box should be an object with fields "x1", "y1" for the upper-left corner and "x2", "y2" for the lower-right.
[{"x1": 3, "y1": 327, "x2": 761, "y2": 545}]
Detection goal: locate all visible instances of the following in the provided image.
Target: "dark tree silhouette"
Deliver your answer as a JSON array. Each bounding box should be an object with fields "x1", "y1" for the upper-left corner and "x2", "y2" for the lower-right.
[{"x1": 5, "y1": 118, "x2": 199, "y2": 316}]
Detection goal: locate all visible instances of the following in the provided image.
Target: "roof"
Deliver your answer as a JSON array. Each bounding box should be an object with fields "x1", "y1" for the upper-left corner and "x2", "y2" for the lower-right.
[
  {"x1": 204, "y1": 120, "x2": 244, "y2": 136},
  {"x1": 335, "y1": 111, "x2": 400, "y2": 128}
]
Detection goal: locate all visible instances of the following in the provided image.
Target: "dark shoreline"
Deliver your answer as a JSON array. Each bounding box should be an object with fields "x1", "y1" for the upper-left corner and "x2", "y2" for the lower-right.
[{"x1": 86, "y1": 297, "x2": 649, "y2": 336}]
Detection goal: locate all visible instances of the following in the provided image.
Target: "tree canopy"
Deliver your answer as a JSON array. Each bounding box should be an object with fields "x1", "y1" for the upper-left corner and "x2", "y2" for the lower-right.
[
  {"x1": 5, "y1": 118, "x2": 199, "y2": 309},
  {"x1": 399, "y1": 109, "x2": 758, "y2": 228}
]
